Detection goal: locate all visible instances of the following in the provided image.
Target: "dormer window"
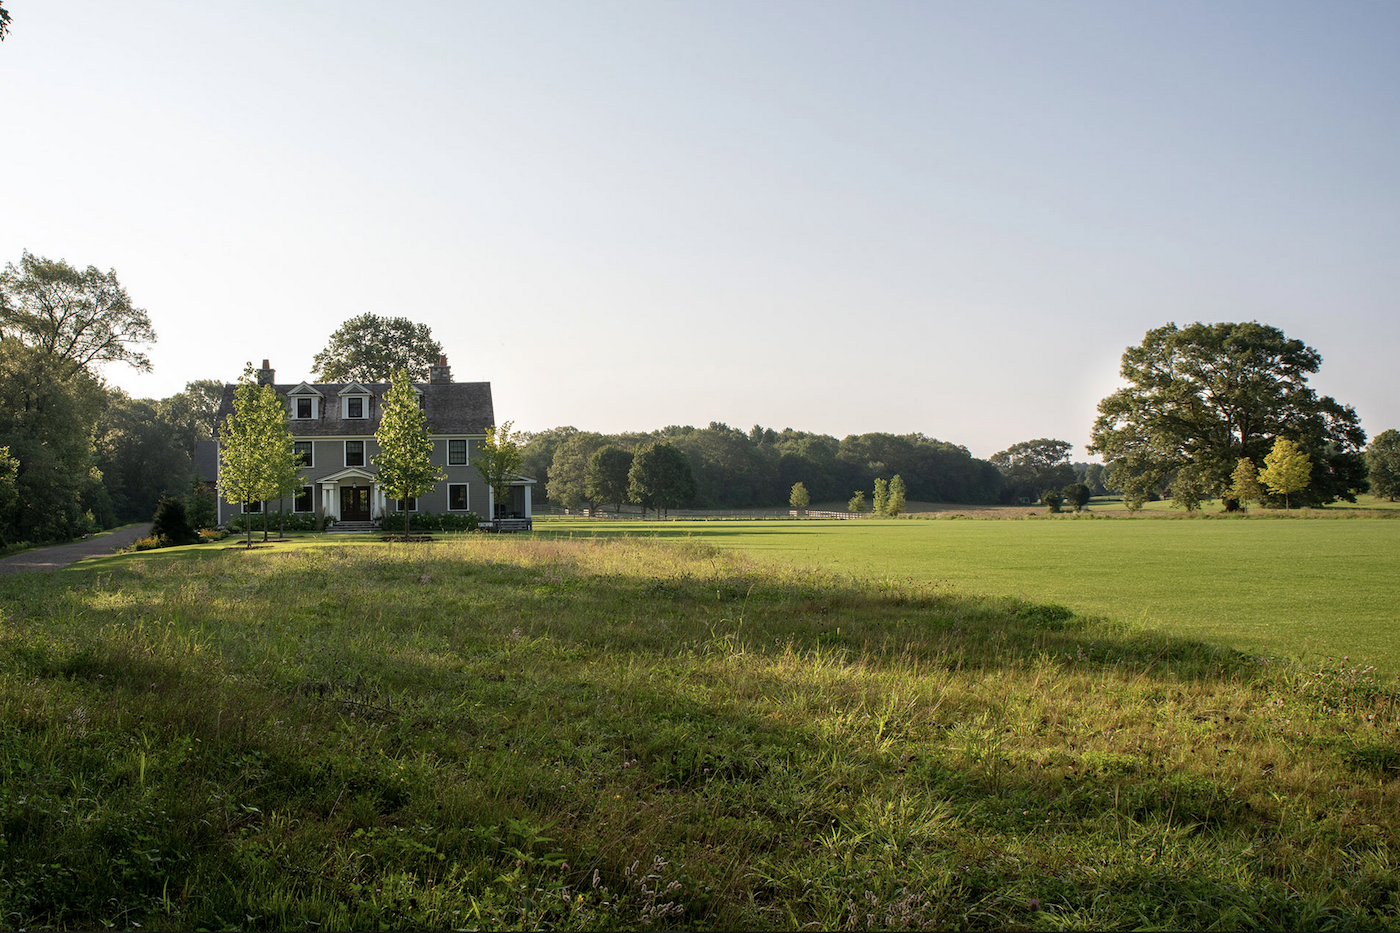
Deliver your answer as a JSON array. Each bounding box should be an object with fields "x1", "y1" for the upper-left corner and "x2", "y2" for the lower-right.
[
  {"x1": 338, "y1": 382, "x2": 372, "y2": 419},
  {"x1": 288, "y1": 383, "x2": 323, "y2": 420}
]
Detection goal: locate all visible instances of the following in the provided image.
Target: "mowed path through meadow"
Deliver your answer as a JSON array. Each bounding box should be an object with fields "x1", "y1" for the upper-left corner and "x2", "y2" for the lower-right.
[{"x1": 539, "y1": 517, "x2": 1400, "y2": 674}]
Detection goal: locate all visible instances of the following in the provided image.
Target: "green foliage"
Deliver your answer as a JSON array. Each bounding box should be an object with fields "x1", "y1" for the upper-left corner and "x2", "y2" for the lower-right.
[
  {"x1": 627, "y1": 442, "x2": 696, "y2": 518},
  {"x1": 521, "y1": 426, "x2": 580, "y2": 505},
  {"x1": 1366, "y1": 429, "x2": 1400, "y2": 501},
  {"x1": 186, "y1": 476, "x2": 217, "y2": 530},
  {"x1": 225, "y1": 510, "x2": 320, "y2": 533},
  {"x1": 1229, "y1": 457, "x2": 1264, "y2": 510},
  {"x1": 1040, "y1": 489, "x2": 1064, "y2": 513},
  {"x1": 0, "y1": 338, "x2": 111, "y2": 542},
  {"x1": 476, "y1": 421, "x2": 525, "y2": 521},
  {"x1": 1090, "y1": 321, "x2": 1366, "y2": 507},
  {"x1": 872, "y1": 477, "x2": 889, "y2": 515},
  {"x1": 1061, "y1": 482, "x2": 1092, "y2": 512},
  {"x1": 991, "y1": 438, "x2": 1076, "y2": 502},
  {"x1": 0, "y1": 251, "x2": 156, "y2": 376},
  {"x1": 382, "y1": 510, "x2": 481, "y2": 532},
  {"x1": 373, "y1": 371, "x2": 446, "y2": 537},
  {"x1": 546, "y1": 432, "x2": 605, "y2": 510},
  {"x1": 150, "y1": 496, "x2": 197, "y2": 546},
  {"x1": 218, "y1": 366, "x2": 299, "y2": 546},
  {"x1": 586, "y1": 445, "x2": 633, "y2": 513},
  {"x1": 887, "y1": 474, "x2": 906, "y2": 516},
  {"x1": 311, "y1": 313, "x2": 443, "y2": 383},
  {"x1": 788, "y1": 481, "x2": 810, "y2": 511},
  {"x1": 1259, "y1": 437, "x2": 1312, "y2": 509},
  {"x1": 847, "y1": 490, "x2": 867, "y2": 513},
  {"x1": 93, "y1": 391, "x2": 194, "y2": 522}
]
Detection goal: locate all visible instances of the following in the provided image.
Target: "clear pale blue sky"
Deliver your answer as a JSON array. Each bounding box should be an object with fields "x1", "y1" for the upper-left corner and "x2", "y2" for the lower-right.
[{"x1": 3, "y1": 1, "x2": 1396, "y2": 459}]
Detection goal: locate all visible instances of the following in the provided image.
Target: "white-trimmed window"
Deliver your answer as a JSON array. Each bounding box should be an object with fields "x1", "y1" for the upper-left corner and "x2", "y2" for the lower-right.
[
  {"x1": 394, "y1": 497, "x2": 417, "y2": 512},
  {"x1": 294, "y1": 486, "x2": 314, "y2": 512},
  {"x1": 293, "y1": 396, "x2": 316, "y2": 419},
  {"x1": 339, "y1": 384, "x2": 372, "y2": 419},
  {"x1": 345, "y1": 440, "x2": 365, "y2": 467},
  {"x1": 246, "y1": 500, "x2": 262, "y2": 513},
  {"x1": 448, "y1": 439, "x2": 468, "y2": 465},
  {"x1": 294, "y1": 441, "x2": 313, "y2": 468},
  {"x1": 449, "y1": 484, "x2": 470, "y2": 511}
]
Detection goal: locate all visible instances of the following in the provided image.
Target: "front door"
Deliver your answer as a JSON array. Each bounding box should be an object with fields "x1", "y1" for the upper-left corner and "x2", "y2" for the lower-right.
[{"x1": 340, "y1": 486, "x2": 370, "y2": 521}]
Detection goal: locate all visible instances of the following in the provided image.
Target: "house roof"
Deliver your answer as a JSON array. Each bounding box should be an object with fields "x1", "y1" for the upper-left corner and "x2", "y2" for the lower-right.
[{"x1": 216, "y1": 380, "x2": 496, "y2": 438}]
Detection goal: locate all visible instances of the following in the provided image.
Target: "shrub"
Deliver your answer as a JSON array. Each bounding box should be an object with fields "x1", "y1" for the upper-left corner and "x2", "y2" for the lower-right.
[
  {"x1": 383, "y1": 511, "x2": 481, "y2": 533},
  {"x1": 225, "y1": 511, "x2": 320, "y2": 533},
  {"x1": 151, "y1": 497, "x2": 198, "y2": 546}
]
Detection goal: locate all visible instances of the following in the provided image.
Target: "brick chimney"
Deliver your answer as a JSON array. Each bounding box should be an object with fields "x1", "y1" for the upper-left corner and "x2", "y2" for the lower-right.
[
  {"x1": 257, "y1": 359, "x2": 275, "y2": 385},
  {"x1": 429, "y1": 354, "x2": 452, "y2": 384}
]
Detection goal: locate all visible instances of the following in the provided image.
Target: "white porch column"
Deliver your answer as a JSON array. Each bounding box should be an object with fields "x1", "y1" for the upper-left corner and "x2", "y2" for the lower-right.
[
  {"x1": 374, "y1": 485, "x2": 387, "y2": 518},
  {"x1": 323, "y1": 484, "x2": 336, "y2": 519},
  {"x1": 487, "y1": 487, "x2": 494, "y2": 523},
  {"x1": 523, "y1": 485, "x2": 532, "y2": 518}
]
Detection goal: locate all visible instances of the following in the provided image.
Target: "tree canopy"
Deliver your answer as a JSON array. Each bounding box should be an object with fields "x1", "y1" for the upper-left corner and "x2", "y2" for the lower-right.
[
  {"x1": 311, "y1": 314, "x2": 443, "y2": 383},
  {"x1": 1089, "y1": 322, "x2": 1366, "y2": 509},
  {"x1": 218, "y1": 366, "x2": 296, "y2": 546},
  {"x1": 990, "y1": 438, "x2": 1076, "y2": 501},
  {"x1": 628, "y1": 442, "x2": 696, "y2": 518},
  {"x1": 1366, "y1": 430, "x2": 1400, "y2": 502},
  {"x1": 586, "y1": 445, "x2": 633, "y2": 514},
  {"x1": 475, "y1": 422, "x2": 524, "y2": 522},
  {"x1": 0, "y1": 252, "x2": 156, "y2": 377},
  {"x1": 374, "y1": 371, "x2": 446, "y2": 536}
]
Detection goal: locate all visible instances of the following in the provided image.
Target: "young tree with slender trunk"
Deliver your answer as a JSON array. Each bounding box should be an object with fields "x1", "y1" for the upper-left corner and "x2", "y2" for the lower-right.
[
  {"x1": 873, "y1": 478, "x2": 889, "y2": 516},
  {"x1": 789, "y1": 481, "x2": 810, "y2": 514},
  {"x1": 1229, "y1": 458, "x2": 1264, "y2": 510},
  {"x1": 887, "y1": 475, "x2": 907, "y2": 516},
  {"x1": 1259, "y1": 438, "x2": 1311, "y2": 509},
  {"x1": 476, "y1": 421, "x2": 525, "y2": 525},
  {"x1": 374, "y1": 370, "x2": 445, "y2": 537},
  {"x1": 218, "y1": 366, "x2": 284, "y2": 548}
]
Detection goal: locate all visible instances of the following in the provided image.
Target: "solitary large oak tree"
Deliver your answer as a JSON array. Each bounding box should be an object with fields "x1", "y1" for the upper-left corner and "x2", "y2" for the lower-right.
[{"x1": 1089, "y1": 321, "x2": 1366, "y2": 509}]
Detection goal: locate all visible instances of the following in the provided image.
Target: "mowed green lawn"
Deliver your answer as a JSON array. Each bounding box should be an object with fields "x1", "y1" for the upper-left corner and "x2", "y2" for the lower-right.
[{"x1": 537, "y1": 517, "x2": 1400, "y2": 675}]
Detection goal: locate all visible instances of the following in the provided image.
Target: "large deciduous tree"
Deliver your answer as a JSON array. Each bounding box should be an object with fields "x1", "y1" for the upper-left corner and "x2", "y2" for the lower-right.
[
  {"x1": 990, "y1": 438, "x2": 1076, "y2": 502},
  {"x1": 546, "y1": 432, "x2": 605, "y2": 511},
  {"x1": 586, "y1": 445, "x2": 633, "y2": 514},
  {"x1": 628, "y1": 442, "x2": 696, "y2": 518},
  {"x1": 0, "y1": 252, "x2": 156, "y2": 377},
  {"x1": 475, "y1": 421, "x2": 525, "y2": 523},
  {"x1": 1366, "y1": 430, "x2": 1400, "y2": 502},
  {"x1": 311, "y1": 314, "x2": 443, "y2": 383},
  {"x1": 1089, "y1": 322, "x2": 1366, "y2": 510},
  {"x1": 374, "y1": 371, "x2": 446, "y2": 537}
]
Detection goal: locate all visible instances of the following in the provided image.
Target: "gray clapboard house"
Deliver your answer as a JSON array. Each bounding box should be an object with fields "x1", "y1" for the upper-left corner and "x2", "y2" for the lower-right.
[{"x1": 211, "y1": 358, "x2": 534, "y2": 528}]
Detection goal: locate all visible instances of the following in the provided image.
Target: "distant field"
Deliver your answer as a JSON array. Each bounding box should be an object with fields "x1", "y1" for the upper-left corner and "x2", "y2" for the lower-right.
[{"x1": 536, "y1": 515, "x2": 1400, "y2": 675}]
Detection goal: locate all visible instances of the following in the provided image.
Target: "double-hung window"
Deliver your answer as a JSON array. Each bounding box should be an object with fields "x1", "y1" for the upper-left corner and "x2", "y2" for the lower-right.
[
  {"x1": 345, "y1": 440, "x2": 365, "y2": 467},
  {"x1": 448, "y1": 439, "x2": 468, "y2": 466},
  {"x1": 294, "y1": 441, "x2": 313, "y2": 467},
  {"x1": 449, "y1": 484, "x2": 469, "y2": 511}
]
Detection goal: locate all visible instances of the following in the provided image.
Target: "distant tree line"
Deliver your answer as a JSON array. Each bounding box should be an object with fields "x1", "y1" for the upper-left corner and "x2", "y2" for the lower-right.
[{"x1": 527, "y1": 423, "x2": 1015, "y2": 511}]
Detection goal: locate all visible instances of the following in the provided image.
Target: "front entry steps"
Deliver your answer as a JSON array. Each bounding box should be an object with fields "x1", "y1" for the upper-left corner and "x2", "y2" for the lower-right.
[{"x1": 328, "y1": 521, "x2": 377, "y2": 534}]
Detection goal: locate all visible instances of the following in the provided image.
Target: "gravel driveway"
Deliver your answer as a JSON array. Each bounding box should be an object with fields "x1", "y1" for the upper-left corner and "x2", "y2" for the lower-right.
[{"x1": 0, "y1": 523, "x2": 154, "y2": 576}]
